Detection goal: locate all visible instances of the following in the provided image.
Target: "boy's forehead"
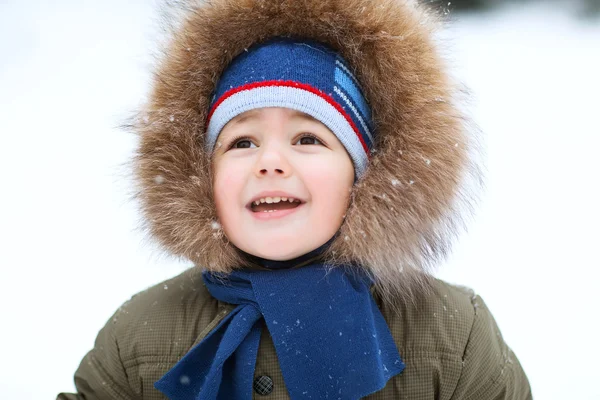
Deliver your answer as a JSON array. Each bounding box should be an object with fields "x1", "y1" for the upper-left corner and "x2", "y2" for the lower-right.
[{"x1": 230, "y1": 108, "x2": 318, "y2": 125}]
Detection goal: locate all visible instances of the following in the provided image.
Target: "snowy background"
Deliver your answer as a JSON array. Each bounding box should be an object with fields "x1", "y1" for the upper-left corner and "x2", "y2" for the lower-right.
[{"x1": 0, "y1": 1, "x2": 599, "y2": 399}]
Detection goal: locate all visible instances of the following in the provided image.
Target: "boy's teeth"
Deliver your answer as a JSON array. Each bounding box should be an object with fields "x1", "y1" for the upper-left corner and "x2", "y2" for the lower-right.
[{"x1": 254, "y1": 196, "x2": 299, "y2": 205}]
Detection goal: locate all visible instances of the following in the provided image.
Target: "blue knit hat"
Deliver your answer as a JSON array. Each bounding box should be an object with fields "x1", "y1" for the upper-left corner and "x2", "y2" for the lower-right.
[{"x1": 206, "y1": 37, "x2": 374, "y2": 178}]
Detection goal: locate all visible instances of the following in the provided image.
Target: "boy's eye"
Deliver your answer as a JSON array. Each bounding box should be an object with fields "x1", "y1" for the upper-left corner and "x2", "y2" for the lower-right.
[
  {"x1": 226, "y1": 134, "x2": 324, "y2": 150},
  {"x1": 230, "y1": 137, "x2": 256, "y2": 149},
  {"x1": 294, "y1": 134, "x2": 323, "y2": 146}
]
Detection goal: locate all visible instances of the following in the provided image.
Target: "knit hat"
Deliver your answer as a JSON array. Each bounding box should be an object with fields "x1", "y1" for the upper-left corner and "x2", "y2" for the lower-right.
[{"x1": 206, "y1": 37, "x2": 374, "y2": 178}]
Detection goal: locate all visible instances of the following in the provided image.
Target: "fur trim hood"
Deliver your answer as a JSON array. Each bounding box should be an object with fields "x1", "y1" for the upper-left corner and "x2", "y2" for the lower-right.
[{"x1": 132, "y1": 0, "x2": 481, "y2": 303}]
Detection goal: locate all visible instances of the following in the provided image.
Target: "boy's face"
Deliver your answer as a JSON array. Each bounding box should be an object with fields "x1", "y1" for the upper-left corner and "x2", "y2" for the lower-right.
[{"x1": 212, "y1": 107, "x2": 354, "y2": 261}]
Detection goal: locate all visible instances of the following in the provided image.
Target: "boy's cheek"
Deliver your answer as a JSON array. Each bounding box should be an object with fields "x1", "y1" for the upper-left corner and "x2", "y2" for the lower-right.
[
  {"x1": 213, "y1": 166, "x2": 244, "y2": 216},
  {"x1": 213, "y1": 160, "x2": 245, "y2": 190},
  {"x1": 304, "y1": 167, "x2": 352, "y2": 224},
  {"x1": 214, "y1": 170, "x2": 236, "y2": 190},
  {"x1": 304, "y1": 163, "x2": 353, "y2": 199}
]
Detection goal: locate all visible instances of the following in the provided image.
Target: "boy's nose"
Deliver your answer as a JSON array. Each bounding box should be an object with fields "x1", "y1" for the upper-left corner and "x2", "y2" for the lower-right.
[
  {"x1": 255, "y1": 146, "x2": 291, "y2": 178},
  {"x1": 259, "y1": 167, "x2": 285, "y2": 176}
]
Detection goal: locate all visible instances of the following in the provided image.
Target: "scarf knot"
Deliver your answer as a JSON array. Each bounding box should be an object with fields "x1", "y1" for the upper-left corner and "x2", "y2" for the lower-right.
[{"x1": 155, "y1": 264, "x2": 404, "y2": 399}]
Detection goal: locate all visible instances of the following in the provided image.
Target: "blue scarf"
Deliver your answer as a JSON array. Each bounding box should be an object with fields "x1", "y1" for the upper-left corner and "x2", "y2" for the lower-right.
[{"x1": 154, "y1": 258, "x2": 404, "y2": 399}]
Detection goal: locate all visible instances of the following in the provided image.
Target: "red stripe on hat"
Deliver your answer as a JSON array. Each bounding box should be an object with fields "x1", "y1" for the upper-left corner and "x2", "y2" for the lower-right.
[{"x1": 206, "y1": 80, "x2": 370, "y2": 156}]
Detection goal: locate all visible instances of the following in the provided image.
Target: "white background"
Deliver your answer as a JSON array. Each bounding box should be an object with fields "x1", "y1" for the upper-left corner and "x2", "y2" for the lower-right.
[{"x1": 0, "y1": 1, "x2": 598, "y2": 399}]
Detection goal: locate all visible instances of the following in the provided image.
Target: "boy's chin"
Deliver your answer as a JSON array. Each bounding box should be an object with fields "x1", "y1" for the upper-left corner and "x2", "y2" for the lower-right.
[
  {"x1": 249, "y1": 247, "x2": 310, "y2": 261},
  {"x1": 232, "y1": 227, "x2": 339, "y2": 262},
  {"x1": 243, "y1": 241, "x2": 321, "y2": 261}
]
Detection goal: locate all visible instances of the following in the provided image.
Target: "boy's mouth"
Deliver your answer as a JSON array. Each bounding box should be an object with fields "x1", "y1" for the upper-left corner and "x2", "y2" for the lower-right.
[{"x1": 249, "y1": 196, "x2": 303, "y2": 213}]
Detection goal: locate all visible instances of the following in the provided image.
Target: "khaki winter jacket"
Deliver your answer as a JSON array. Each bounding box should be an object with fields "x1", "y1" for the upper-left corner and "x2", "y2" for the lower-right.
[
  {"x1": 58, "y1": 269, "x2": 531, "y2": 400},
  {"x1": 58, "y1": 0, "x2": 532, "y2": 397}
]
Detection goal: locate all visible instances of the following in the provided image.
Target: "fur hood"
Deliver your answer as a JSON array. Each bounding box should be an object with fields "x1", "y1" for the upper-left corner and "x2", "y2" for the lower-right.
[{"x1": 132, "y1": 0, "x2": 481, "y2": 303}]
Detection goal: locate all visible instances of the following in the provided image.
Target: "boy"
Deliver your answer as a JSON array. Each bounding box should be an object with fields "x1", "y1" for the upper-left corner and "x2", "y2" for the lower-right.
[{"x1": 58, "y1": 0, "x2": 531, "y2": 399}]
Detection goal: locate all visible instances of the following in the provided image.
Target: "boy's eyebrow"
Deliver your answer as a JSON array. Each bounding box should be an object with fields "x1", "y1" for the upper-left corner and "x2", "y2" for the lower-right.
[
  {"x1": 230, "y1": 109, "x2": 319, "y2": 125},
  {"x1": 230, "y1": 109, "x2": 260, "y2": 125},
  {"x1": 291, "y1": 111, "x2": 319, "y2": 123}
]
